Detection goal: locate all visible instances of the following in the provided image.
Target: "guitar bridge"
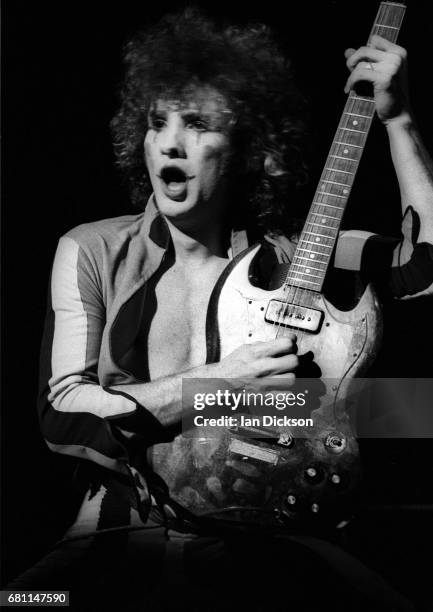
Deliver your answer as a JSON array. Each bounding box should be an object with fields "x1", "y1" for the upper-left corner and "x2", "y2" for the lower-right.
[{"x1": 265, "y1": 300, "x2": 324, "y2": 333}]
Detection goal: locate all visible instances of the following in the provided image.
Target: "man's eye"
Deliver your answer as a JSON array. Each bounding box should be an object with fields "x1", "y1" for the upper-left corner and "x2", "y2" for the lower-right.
[
  {"x1": 150, "y1": 118, "x2": 166, "y2": 129},
  {"x1": 187, "y1": 119, "x2": 208, "y2": 131}
]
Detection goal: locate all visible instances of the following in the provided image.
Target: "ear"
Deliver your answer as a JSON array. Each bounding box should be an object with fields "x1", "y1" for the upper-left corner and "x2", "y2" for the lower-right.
[{"x1": 264, "y1": 154, "x2": 286, "y2": 177}]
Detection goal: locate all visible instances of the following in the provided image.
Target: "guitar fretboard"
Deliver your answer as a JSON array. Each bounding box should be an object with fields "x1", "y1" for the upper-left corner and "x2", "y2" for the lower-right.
[{"x1": 285, "y1": 1, "x2": 406, "y2": 293}]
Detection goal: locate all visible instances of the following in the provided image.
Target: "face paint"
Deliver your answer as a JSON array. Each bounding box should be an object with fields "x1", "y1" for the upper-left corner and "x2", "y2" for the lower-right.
[{"x1": 144, "y1": 84, "x2": 235, "y2": 227}]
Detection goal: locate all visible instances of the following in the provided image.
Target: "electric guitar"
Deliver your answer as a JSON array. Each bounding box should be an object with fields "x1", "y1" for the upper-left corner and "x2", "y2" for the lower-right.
[{"x1": 153, "y1": 2, "x2": 406, "y2": 531}]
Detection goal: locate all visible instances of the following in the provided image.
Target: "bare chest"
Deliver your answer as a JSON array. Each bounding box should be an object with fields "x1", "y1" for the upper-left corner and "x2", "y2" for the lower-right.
[{"x1": 147, "y1": 261, "x2": 228, "y2": 378}]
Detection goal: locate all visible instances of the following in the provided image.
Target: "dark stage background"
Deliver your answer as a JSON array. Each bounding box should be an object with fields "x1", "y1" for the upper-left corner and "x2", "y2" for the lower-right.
[{"x1": 2, "y1": 0, "x2": 433, "y2": 605}]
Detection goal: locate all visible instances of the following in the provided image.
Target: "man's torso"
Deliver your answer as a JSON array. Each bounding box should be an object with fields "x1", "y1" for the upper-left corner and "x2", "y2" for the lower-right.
[{"x1": 147, "y1": 257, "x2": 229, "y2": 378}]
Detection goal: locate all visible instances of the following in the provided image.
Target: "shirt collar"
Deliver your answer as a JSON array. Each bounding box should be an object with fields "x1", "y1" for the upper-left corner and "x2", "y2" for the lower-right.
[
  {"x1": 142, "y1": 193, "x2": 250, "y2": 259},
  {"x1": 142, "y1": 194, "x2": 171, "y2": 250}
]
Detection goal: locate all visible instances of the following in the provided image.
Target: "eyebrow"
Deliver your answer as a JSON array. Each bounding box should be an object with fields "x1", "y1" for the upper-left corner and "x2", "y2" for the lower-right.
[
  {"x1": 149, "y1": 106, "x2": 209, "y2": 117},
  {"x1": 147, "y1": 104, "x2": 235, "y2": 128},
  {"x1": 148, "y1": 107, "x2": 166, "y2": 117}
]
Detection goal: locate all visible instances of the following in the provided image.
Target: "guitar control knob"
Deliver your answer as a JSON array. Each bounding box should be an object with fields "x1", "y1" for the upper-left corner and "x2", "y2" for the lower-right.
[
  {"x1": 278, "y1": 432, "x2": 294, "y2": 448},
  {"x1": 330, "y1": 473, "x2": 341, "y2": 485},
  {"x1": 311, "y1": 503, "x2": 320, "y2": 514},
  {"x1": 304, "y1": 466, "x2": 324, "y2": 484},
  {"x1": 286, "y1": 494, "x2": 296, "y2": 506},
  {"x1": 324, "y1": 431, "x2": 347, "y2": 454}
]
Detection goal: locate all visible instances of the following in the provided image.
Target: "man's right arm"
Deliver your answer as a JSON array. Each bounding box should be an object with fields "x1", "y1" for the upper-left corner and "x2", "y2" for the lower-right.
[
  {"x1": 108, "y1": 337, "x2": 299, "y2": 429},
  {"x1": 39, "y1": 235, "x2": 298, "y2": 474}
]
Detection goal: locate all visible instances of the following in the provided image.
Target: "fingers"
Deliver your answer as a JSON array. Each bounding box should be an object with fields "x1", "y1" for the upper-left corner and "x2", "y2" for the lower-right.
[
  {"x1": 265, "y1": 373, "x2": 296, "y2": 380},
  {"x1": 266, "y1": 373, "x2": 296, "y2": 384},
  {"x1": 344, "y1": 66, "x2": 381, "y2": 94},
  {"x1": 369, "y1": 34, "x2": 407, "y2": 59},
  {"x1": 344, "y1": 37, "x2": 407, "y2": 77},
  {"x1": 249, "y1": 337, "x2": 299, "y2": 376},
  {"x1": 252, "y1": 335, "x2": 297, "y2": 357},
  {"x1": 272, "y1": 354, "x2": 299, "y2": 374},
  {"x1": 344, "y1": 58, "x2": 401, "y2": 94},
  {"x1": 345, "y1": 47, "x2": 387, "y2": 71},
  {"x1": 259, "y1": 353, "x2": 299, "y2": 376}
]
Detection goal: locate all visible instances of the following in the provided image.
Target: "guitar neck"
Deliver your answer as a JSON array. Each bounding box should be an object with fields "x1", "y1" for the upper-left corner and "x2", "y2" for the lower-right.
[{"x1": 285, "y1": 1, "x2": 406, "y2": 294}]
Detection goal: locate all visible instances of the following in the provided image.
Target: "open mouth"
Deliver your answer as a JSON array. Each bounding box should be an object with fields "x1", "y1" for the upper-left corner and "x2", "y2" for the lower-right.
[
  {"x1": 158, "y1": 166, "x2": 193, "y2": 200},
  {"x1": 161, "y1": 166, "x2": 187, "y2": 184}
]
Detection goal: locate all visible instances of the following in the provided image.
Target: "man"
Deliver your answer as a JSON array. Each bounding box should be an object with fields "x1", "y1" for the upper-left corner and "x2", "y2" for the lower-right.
[{"x1": 10, "y1": 8, "x2": 433, "y2": 611}]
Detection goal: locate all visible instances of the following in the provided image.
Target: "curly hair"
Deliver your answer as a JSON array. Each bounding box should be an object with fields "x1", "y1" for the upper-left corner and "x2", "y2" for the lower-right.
[{"x1": 111, "y1": 7, "x2": 311, "y2": 237}]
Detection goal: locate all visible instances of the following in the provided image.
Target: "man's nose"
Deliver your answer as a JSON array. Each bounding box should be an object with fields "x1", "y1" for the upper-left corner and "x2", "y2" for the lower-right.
[{"x1": 160, "y1": 120, "x2": 186, "y2": 159}]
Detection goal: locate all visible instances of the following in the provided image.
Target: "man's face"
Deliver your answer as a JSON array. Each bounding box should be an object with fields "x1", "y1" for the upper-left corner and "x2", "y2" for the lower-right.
[{"x1": 144, "y1": 85, "x2": 234, "y2": 228}]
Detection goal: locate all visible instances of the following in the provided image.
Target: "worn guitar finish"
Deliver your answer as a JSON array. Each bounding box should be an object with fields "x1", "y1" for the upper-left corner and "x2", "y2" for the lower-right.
[
  {"x1": 152, "y1": 2, "x2": 406, "y2": 529},
  {"x1": 155, "y1": 250, "x2": 382, "y2": 529}
]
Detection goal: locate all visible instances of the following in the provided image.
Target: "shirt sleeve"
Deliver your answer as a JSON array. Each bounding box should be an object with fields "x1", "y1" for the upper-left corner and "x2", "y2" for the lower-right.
[
  {"x1": 38, "y1": 235, "x2": 144, "y2": 475},
  {"x1": 334, "y1": 207, "x2": 433, "y2": 299}
]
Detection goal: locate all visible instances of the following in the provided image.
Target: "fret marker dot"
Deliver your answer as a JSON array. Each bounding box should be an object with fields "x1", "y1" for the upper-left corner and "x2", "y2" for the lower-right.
[
  {"x1": 310, "y1": 254, "x2": 315, "y2": 259},
  {"x1": 343, "y1": 149, "x2": 349, "y2": 154},
  {"x1": 315, "y1": 237, "x2": 320, "y2": 242},
  {"x1": 343, "y1": 189, "x2": 349, "y2": 194},
  {"x1": 321, "y1": 218, "x2": 326, "y2": 224},
  {"x1": 306, "y1": 268, "x2": 311, "y2": 274},
  {"x1": 321, "y1": 183, "x2": 326, "y2": 190},
  {"x1": 353, "y1": 120, "x2": 358, "y2": 125}
]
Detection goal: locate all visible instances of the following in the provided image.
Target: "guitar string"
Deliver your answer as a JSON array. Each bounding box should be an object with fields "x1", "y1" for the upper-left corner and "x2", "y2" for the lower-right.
[
  {"x1": 274, "y1": 4, "x2": 394, "y2": 346},
  {"x1": 283, "y1": 90, "x2": 374, "y2": 355},
  {"x1": 270, "y1": 3, "x2": 400, "y2": 353},
  {"x1": 273, "y1": 0, "x2": 403, "y2": 350},
  {"x1": 273, "y1": 0, "x2": 399, "y2": 346},
  {"x1": 274, "y1": 36, "x2": 400, "y2": 384},
  {"x1": 272, "y1": 93, "x2": 370, "y2": 353},
  {"x1": 273, "y1": 88, "x2": 373, "y2": 347},
  {"x1": 269, "y1": 2, "x2": 402, "y2": 368}
]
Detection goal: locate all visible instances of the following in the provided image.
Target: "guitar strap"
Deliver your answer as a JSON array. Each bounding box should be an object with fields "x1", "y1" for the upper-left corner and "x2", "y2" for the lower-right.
[
  {"x1": 230, "y1": 228, "x2": 249, "y2": 258},
  {"x1": 230, "y1": 228, "x2": 300, "y2": 292},
  {"x1": 230, "y1": 228, "x2": 297, "y2": 261}
]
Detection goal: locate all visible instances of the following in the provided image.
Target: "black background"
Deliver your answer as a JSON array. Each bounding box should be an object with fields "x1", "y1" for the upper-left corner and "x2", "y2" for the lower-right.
[{"x1": 2, "y1": 0, "x2": 433, "y2": 604}]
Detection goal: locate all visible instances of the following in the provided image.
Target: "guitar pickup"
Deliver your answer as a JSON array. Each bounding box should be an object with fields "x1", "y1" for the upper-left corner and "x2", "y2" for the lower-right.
[{"x1": 265, "y1": 300, "x2": 324, "y2": 333}]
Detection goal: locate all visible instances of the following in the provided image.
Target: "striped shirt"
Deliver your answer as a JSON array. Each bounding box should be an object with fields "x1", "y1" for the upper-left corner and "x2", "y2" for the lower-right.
[{"x1": 38, "y1": 195, "x2": 433, "y2": 491}]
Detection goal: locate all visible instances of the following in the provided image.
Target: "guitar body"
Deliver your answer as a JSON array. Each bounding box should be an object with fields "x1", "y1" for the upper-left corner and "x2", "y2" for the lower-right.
[
  {"x1": 153, "y1": 243, "x2": 382, "y2": 529},
  {"x1": 207, "y1": 244, "x2": 381, "y2": 379}
]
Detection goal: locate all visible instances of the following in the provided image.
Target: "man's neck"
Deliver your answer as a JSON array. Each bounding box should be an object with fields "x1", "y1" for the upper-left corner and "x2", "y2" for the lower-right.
[{"x1": 165, "y1": 216, "x2": 228, "y2": 266}]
